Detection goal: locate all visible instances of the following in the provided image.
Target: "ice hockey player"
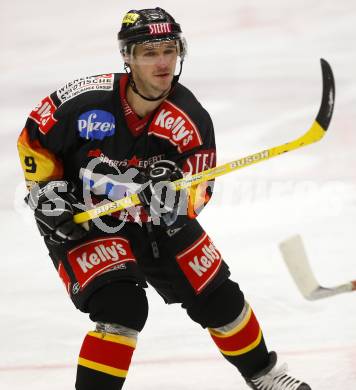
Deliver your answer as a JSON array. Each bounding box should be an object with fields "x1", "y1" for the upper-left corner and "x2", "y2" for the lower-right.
[{"x1": 17, "y1": 7, "x2": 312, "y2": 390}]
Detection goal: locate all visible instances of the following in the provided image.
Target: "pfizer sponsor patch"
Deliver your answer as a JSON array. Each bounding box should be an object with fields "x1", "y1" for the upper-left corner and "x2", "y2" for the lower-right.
[
  {"x1": 78, "y1": 110, "x2": 116, "y2": 140},
  {"x1": 176, "y1": 233, "x2": 222, "y2": 294},
  {"x1": 67, "y1": 237, "x2": 136, "y2": 290}
]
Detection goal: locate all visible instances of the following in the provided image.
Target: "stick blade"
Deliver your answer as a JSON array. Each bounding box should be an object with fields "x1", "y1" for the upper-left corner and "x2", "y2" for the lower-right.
[
  {"x1": 316, "y1": 59, "x2": 335, "y2": 130},
  {"x1": 279, "y1": 235, "x2": 319, "y2": 300}
]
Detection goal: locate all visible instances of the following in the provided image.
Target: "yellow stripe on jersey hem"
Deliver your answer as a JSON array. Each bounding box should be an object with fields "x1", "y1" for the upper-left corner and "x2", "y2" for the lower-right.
[
  {"x1": 219, "y1": 329, "x2": 262, "y2": 356},
  {"x1": 78, "y1": 357, "x2": 128, "y2": 378},
  {"x1": 87, "y1": 331, "x2": 137, "y2": 348},
  {"x1": 209, "y1": 305, "x2": 252, "y2": 338}
]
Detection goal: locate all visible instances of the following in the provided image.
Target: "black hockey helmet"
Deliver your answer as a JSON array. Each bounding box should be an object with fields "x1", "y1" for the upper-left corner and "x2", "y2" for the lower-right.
[
  {"x1": 118, "y1": 7, "x2": 187, "y2": 60},
  {"x1": 118, "y1": 7, "x2": 187, "y2": 102}
]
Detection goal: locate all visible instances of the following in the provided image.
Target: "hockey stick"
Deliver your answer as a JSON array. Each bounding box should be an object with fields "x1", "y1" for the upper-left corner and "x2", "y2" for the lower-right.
[
  {"x1": 73, "y1": 59, "x2": 335, "y2": 224},
  {"x1": 279, "y1": 235, "x2": 356, "y2": 300}
]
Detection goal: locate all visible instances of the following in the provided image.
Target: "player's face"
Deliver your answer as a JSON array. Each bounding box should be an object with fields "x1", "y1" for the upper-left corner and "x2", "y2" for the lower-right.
[{"x1": 130, "y1": 41, "x2": 178, "y2": 98}]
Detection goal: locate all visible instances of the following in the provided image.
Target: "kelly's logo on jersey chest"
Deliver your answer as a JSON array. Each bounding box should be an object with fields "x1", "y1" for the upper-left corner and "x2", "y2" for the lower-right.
[
  {"x1": 77, "y1": 110, "x2": 116, "y2": 140},
  {"x1": 149, "y1": 101, "x2": 203, "y2": 153}
]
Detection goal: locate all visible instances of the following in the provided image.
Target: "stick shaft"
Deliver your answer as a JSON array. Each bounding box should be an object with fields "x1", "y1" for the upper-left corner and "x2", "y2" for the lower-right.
[{"x1": 74, "y1": 59, "x2": 335, "y2": 224}]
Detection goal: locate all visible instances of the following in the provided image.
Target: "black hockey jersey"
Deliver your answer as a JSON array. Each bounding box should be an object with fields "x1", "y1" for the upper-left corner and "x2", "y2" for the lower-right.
[{"x1": 18, "y1": 73, "x2": 216, "y2": 222}]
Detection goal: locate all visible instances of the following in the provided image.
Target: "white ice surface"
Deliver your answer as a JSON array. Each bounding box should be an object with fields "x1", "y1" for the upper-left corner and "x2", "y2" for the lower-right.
[{"x1": 1, "y1": 0, "x2": 356, "y2": 389}]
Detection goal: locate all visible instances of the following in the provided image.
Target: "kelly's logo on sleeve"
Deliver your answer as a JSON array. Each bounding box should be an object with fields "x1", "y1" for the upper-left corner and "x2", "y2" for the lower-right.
[{"x1": 29, "y1": 96, "x2": 58, "y2": 134}]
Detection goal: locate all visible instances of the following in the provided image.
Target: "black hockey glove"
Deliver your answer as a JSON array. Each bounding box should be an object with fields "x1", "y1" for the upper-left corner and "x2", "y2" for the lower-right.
[
  {"x1": 26, "y1": 180, "x2": 88, "y2": 245},
  {"x1": 138, "y1": 160, "x2": 187, "y2": 228}
]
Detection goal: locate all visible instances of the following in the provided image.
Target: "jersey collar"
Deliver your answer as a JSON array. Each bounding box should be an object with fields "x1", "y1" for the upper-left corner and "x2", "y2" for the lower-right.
[{"x1": 119, "y1": 74, "x2": 154, "y2": 137}]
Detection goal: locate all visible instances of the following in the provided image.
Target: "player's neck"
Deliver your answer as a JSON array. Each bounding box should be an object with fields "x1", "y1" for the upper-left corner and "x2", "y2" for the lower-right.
[{"x1": 126, "y1": 85, "x2": 165, "y2": 118}]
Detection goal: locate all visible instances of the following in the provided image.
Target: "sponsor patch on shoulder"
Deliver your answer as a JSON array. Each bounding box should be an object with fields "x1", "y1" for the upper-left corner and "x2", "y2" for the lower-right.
[
  {"x1": 78, "y1": 110, "x2": 116, "y2": 140},
  {"x1": 149, "y1": 100, "x2": 203, "y2": 153},
  {"x1": 29, "y1": 95, "x2": 58, "y2": 134},
  {"x1": 56, "y1": 74, "x2": 114, "y2": 103}
]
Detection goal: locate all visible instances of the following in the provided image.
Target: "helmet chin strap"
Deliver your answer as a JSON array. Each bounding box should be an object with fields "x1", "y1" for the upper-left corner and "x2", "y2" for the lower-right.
[{"x1": 124, "y1": 60, "x2": 183, "y2": 102}]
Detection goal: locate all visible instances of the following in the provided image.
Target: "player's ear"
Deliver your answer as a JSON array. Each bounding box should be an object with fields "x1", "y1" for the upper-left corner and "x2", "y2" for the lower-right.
[{"x1": 123, "y1": 54, "x2": 131, "y2": 65}]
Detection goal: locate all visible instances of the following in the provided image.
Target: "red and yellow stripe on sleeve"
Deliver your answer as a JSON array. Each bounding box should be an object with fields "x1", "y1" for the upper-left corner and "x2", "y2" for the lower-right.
[
  {"x1": 17, "y1": 128, "x2": 63, "y2": 187},
  {"x1": 209, "y1": 304, "x2": 262, "y2": 356},
  {"x1": 78, "y1": 331, "x2": 137, "y2": 378}
]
